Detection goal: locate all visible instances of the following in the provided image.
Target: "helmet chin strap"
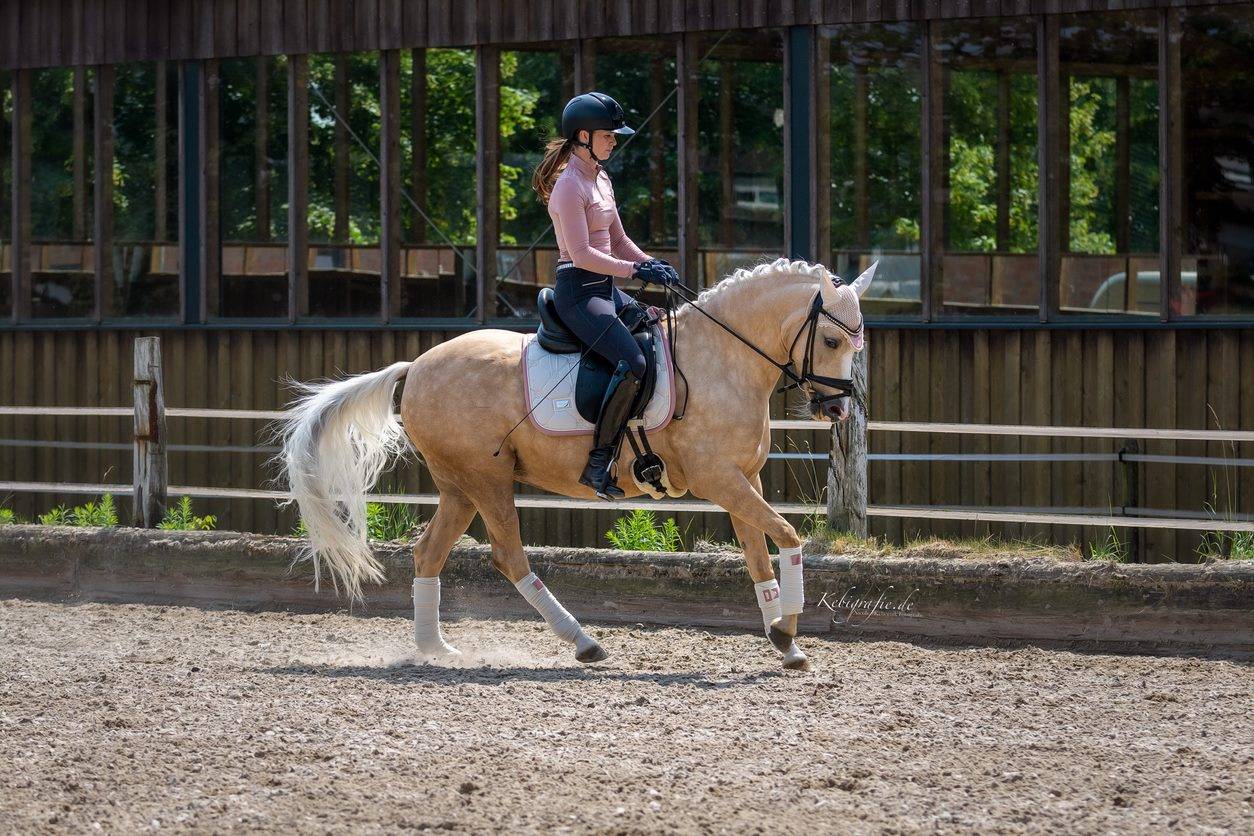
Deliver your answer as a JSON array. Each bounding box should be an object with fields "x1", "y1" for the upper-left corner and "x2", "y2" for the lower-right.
[{"x1": 573, "y1": 135, "x2": 604, "y2": 164}]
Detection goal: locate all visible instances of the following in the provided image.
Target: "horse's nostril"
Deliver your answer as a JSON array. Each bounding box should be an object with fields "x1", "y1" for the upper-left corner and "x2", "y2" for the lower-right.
[{"x1": 823, "y1": 399, "x2": 850, "y2": 421}]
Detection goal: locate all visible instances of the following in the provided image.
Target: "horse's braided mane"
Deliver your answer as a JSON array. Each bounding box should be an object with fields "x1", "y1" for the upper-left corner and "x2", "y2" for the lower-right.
[{"x1": 691, "y1": 257, "x2": 833, "y2": 306}]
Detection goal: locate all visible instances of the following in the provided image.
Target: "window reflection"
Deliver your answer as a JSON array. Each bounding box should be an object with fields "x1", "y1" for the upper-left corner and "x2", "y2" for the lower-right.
[
  {"x1": 1, "y1": 70, "x2": 10, "y2": 318},
  {"x1": 30, "y1": 67, "x2": 94, "y2": 318},
  {"x1": 597, "y1": 40, "x2": 679, "y2": 250},
  {"x1": 497, "y1": 46, "x2": 574, "y2": 318},
  {"x1": 219, "y1": 56, "x2": 288, "y2": 319},
  {"x1": 112, "y1": 62, "x2": 179, "y2": 318},
  {"x1": 937, "y1": 18, "x2": 1039, "y2": 314},
  {"x1": 596, "y1": 37, "x2": 679, "y2": 311},
  {"x1": 697, "y1": 30, "x2": 785, "y2": 287},
  {"x1": 396, "y1": 48, "x2": 477, "y2": 318},
  {"x1": 1059, "y1": 11, "x2": 1160, "y2": 315},
  {"x1": 826, "y1": 22, "x2": 923, "y2": 315},
  {"x1": 307, "y1": 52, "x2": 381, "y2": 318},
  {"x1": 1181, "y1": 5, "x2": 1254, "y2": 316}
]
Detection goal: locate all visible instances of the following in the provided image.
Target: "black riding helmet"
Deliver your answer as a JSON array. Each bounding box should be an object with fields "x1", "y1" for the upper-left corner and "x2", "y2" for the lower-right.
[{"x1": 561, "y1": 92, "x2": 634, "y2": 162}]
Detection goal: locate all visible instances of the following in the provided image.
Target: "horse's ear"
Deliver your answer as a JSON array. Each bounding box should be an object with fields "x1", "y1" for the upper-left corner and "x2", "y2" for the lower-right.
[
  {"x1": 850, "y1": 261, "x2": 878, "y2": 298},
  {"x1": 819, "y1": 268, "x2": 842, "y2": 310}
]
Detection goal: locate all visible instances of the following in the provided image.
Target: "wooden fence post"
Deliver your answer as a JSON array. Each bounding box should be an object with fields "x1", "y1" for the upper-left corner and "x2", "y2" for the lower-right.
[
  {"x1": 828, "y1": 350, "x2": 868, "y2": 537},
  {"x1": 133, "y1": 337, "x2": 168, "y2": 527},
  {"x1": 1119, "y1": 439, "x2": 1144, "y2": 562}
]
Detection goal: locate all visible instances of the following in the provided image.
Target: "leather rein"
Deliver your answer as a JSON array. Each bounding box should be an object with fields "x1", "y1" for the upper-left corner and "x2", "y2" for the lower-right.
[{"x1": 662, "y1": 282, "x2": 859, "y2": 416}]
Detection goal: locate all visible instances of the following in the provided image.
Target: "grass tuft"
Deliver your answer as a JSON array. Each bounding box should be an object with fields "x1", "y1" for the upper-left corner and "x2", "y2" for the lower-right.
[
  {"x1": 1086, "y1": 528, "x2": 1128, "y2": 563},
  {"x1": 157, "y1": 496, "x2": 217, "y2": 531},
  {"x1": 39, "y1": 495, "x2": 119, "y2": 528},
  {"x1": 293, "y1": 502, "x2": 423, "y2": 543},
  {"x1": 605, "y1": 509, "x2": 683, "y2": 552}
]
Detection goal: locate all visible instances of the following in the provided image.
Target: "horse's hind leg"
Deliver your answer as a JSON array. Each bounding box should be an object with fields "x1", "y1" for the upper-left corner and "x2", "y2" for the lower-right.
[
  {"x1": 411, "y1": 482, "x2": 477, "y2": 658},
  {"x1": 471, "y1": 480, "x2": 608, "y2": 664}
]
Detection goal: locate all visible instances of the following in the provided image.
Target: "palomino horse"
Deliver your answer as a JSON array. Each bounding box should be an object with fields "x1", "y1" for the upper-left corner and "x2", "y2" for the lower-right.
[{"x1": 280, "y1": 258, "x2": 875, "y2": 671}]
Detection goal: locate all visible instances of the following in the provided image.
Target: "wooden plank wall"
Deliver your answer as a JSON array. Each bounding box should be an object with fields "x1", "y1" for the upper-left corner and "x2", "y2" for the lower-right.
[
  {"x1": 3, "y1": 0, "x2": 1247, "y2": 70},
  {"x1": 862, "y1": 327, "x2": 1253, "y2": 561},
  {"x1": 1, "y1": 326, "x2": 1249, "y2": 560}
]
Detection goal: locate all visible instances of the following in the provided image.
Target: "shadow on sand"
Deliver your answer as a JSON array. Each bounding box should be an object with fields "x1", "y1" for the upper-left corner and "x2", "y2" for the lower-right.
[{"x1": 261, "y1": 661, "x2": 787, "y2": 689}]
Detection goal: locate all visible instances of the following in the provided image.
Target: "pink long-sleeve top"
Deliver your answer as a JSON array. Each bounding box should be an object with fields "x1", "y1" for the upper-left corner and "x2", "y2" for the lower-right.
[{"x1": 547, "y1": 152, "x2": 649, "y2": 279}]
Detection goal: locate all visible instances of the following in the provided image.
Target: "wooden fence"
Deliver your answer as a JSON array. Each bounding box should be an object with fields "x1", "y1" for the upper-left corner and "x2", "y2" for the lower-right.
[{"x1": 2, "y1": 335, "x2": 1252, "y2": 562}]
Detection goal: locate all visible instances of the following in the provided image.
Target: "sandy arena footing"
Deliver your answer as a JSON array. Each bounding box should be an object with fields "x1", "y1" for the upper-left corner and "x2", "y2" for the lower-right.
[{"x1": 1, "y1": 598, "x2": 1251, "y2": 834}]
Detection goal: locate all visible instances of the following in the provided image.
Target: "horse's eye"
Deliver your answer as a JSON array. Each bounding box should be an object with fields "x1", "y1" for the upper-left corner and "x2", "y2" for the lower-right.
[{"x1": 824, "y1": 336, "x2": 840, "y2": 349}]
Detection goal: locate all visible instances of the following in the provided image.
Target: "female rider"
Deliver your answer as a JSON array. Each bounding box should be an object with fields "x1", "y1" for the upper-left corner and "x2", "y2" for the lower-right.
[{"x1": 532, "y1": 92, "x2": 680, "y2": 500}]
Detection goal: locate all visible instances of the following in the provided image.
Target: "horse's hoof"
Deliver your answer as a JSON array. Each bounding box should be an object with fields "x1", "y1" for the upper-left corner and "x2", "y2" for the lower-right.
[
  {"x1": 416, "y1": 643, "x2": 462, "y2": 662},
  {"x1": 576, "y1": 642, "x2": 609, "y2": 664},
  {"x1": 782, "y1": 644, "x2": 811, "y2": 671},
  {"x1": 767, "y1": 620, "x2": 795, "y2": 654}
]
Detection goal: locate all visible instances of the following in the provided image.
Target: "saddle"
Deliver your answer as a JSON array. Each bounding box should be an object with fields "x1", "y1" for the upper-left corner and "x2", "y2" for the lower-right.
[
  {"x1": 535, "y1": 287, "x2": 659, "y2": 425},
  {"x1": 528, "y1": 288, "x2": 678, "y2": 498}
]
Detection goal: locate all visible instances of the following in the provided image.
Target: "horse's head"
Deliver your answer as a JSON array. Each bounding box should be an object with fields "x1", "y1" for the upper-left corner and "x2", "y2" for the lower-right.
[{"x1": 792, "y1": 261, "x2": 876, "y2": 422}]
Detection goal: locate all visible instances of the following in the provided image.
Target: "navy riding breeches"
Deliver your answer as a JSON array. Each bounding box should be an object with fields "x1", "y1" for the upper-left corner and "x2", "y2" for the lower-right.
[{"x1": 553, "y1": 262, "x2": 648, "y2": 379}]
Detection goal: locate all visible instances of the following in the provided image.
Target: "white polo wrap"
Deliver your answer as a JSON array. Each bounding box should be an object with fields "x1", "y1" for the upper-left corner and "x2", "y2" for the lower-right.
[
  {"x1": 754, "y1": 578, "x2": 783, "y2": 634},
  {"x1": 412, "y1": 577, "x2": 460, "y2": 656},
  {"x1": 514, "y1": 572, "x2": 585, "y2": 646},
  {"x1": 777, "y1": 546, "x2": 805, "y2": 615}
]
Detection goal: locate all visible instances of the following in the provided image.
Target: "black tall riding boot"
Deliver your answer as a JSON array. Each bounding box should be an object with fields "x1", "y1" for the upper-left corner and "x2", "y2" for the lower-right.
[{"x1": 580, "y1": 361, "x2": 641, "y2": 500}]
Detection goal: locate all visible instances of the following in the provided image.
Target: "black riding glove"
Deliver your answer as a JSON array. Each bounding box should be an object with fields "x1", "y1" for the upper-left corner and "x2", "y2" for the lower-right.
[
  {"x1": 648, "y1": 259, "x2": 681, "y2": 286},
  {"x1": 633, "y1": 260, "x2": 679, "y2": 287}
]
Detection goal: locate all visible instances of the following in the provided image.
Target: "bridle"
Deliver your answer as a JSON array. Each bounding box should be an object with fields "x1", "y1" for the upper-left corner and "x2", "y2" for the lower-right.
[
  {"x1": 780, "y1": 292, "x2": 861, "y2": 414},
  {"x1": 664, "y1": 282, "x2": 861, "y2": 417}
]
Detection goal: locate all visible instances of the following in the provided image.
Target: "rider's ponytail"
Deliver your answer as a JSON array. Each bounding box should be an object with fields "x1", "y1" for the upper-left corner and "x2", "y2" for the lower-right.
[{"x1": 532, "y1": 137, "x2": 573, "y2": 205}]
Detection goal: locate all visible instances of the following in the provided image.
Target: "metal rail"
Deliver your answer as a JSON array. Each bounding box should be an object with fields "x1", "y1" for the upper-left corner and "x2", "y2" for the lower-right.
[
  {"x1": 4, "y1": 435, "x2": 1252, "y2": 467},
  {"x1": 4, "y1": 480, "x2": 1252, "y2": 533},
  {"x1": 4, "y1": 405, "x2": 1251, "y2": 442}
]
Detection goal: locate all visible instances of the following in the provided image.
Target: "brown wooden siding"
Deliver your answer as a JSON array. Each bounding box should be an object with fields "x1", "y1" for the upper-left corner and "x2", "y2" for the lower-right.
[
  {"x1": 3, "y1": 0, "x2": 1249, "y2": 70},
  {"x1": 1, "y1": 326, "x2": 1249, "y2": 559}
]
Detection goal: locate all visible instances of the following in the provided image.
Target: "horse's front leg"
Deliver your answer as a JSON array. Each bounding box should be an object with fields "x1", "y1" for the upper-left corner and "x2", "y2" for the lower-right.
[
  {"x1": 730, "y1": 511, "x2": 810, "y2": 671},
  {"x1": 695, "y1": 470, "x2": 809, "y2": 669}
]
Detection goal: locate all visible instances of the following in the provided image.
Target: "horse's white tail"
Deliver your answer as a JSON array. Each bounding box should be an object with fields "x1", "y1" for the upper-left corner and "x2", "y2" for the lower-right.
[{"x1": 278, "y1": 360, "x2": 413, "y2": 603}]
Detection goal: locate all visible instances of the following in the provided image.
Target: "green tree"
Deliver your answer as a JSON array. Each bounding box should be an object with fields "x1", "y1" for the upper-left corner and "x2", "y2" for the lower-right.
[
  {"x1": 597, "y1": 51, "x2": 680, "y2": 249},
  {"x1": 829, "y1": 57, "x2": 923, "y2": 251},
  {"x1": 945, "y1": 69, "x2": 1039, "y2": 253},
  {"x1": 696, "y1": 53, "x2": 784, "y2": 250},
  {"x1": 295, "y1": 49, "x2": 544, "y2": 249}
]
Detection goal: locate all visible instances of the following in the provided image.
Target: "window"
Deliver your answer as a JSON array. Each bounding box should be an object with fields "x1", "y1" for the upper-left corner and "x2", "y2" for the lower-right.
[
  {"x1": 30, "y1": 67, "x2": 94, "y2": 318},
  {"x1": 1, "y1": 70, "x2": 10, "y2": 318},
  {"x1": 306, "y1": 52, "x2": 381, "y2": 318},
  {"x1": 219, "y1": 56, "x2": 289, "y2": 319},
  {"x1": 1059, "y1": 11, "x2": 1160, "y2": 315},
  {"x1": 825, "y1": 22, "x2": 924, "y2": 315},
  {"x1": 496, "y1": 46, "x2": 574, "y2": 318},
  {"x1": 111, "y1": 62, "x2": 179, "y2": 318},
  {"x1": 936, "y1": 18, "x2": 1039, "y2": 315},
  {"x1": 591, "y1": 37, "x2": 679, "y2": 309},
  {"x1": 396, "y1": 48, "x2": 477, "y2": 318},
  {"x1": 1180, "y1": 4, "x2": 1254, "y2": 317},
  {"x1": 697, "y1": 30, "x2": 785, "y2": 287}
]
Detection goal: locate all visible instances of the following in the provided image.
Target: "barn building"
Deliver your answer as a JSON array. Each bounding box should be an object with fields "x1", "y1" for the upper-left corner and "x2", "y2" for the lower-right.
[{"x1": 1, "y1": 1, "x2": 1250, "y2": 560}]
